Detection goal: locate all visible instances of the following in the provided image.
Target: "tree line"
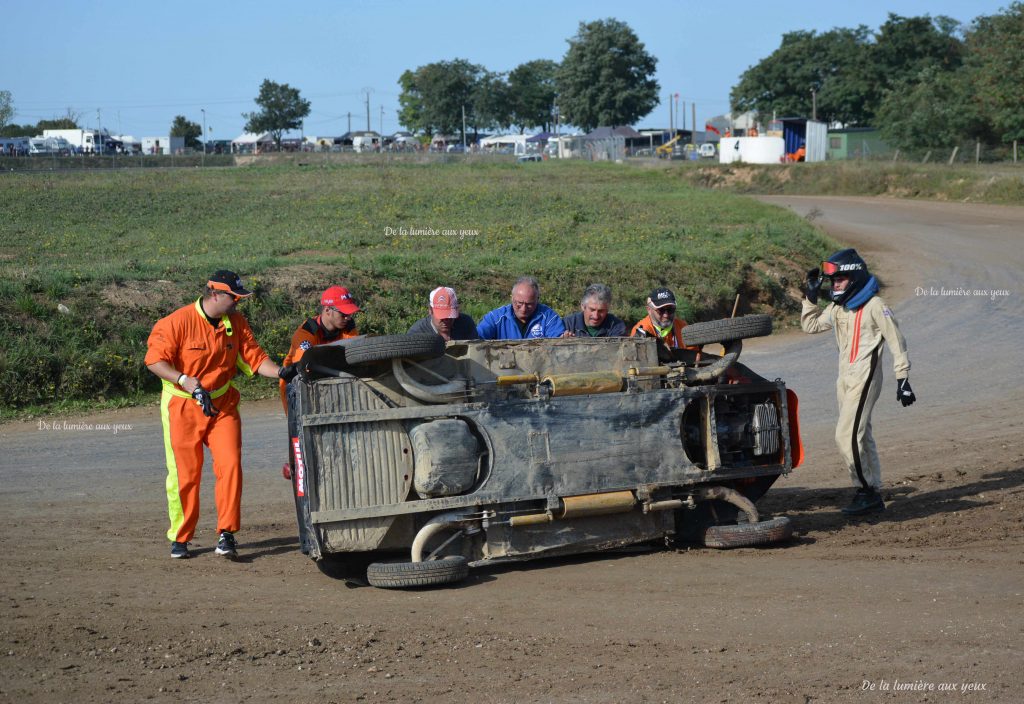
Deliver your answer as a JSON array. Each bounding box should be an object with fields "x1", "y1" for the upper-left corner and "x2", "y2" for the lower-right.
[
  {"x1": 398, "y1": 19, "x2": 659, "y2": 141},
  {"x1": 730, "y1": 4, "x2": 1024, "y2": 150}
]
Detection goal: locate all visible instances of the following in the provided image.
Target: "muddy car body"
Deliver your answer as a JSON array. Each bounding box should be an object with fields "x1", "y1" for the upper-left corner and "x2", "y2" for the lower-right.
[{"x1": 285, "y1": 315, "x2": 800, "y2": 587}]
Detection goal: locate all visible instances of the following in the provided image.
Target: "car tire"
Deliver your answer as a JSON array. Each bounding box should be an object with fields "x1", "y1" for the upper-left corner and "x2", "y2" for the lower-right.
[
  {"x1": 680, "y1": 314, "x2": 773, "y2": 347},
  {"x1": 344, "y1": 334, "x2": 446, "y2": 365},
  {"x1": 701, "y1": 516, "x2": 793, "y2": 549},
  {"x1": 366, "y1": 556, "x2": 469, "y2": 589}
]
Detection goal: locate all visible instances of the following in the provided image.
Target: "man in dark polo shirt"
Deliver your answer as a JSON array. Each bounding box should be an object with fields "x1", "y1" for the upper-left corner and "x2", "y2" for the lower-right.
[{"x1": 407, "y1": 286, "x2": 479, "y2": 341}]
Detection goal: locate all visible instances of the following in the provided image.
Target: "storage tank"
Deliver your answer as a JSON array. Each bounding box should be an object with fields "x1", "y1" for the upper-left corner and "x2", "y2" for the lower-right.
[{"x1": 718, "y1": 137, "x2": 785, "y2": 164}]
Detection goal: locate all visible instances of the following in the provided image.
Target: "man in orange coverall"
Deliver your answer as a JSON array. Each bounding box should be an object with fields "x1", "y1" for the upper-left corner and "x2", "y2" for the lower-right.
[
  {"x1": 630, "y1": 287, "x2": 700, "y2": 351},
  {"x1": 145, "y1": 270, "x2": 298, "y2": 560},
  {"x1": 278, "y1": 285, "x2": 361, "y2": 479}
]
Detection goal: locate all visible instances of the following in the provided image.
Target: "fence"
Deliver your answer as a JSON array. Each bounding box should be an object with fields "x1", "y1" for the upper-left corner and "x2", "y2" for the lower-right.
[{"x1": 0, "y1": 151, "x2": 237, "y2": 171}]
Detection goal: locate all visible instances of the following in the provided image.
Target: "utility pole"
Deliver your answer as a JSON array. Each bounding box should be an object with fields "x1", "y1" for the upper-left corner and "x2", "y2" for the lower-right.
[
  {"x1": 668, "y1": 94, "x2": 673, "y2": 134},
  {"x1": 363, "y1": 88, "x2": 373, "y2": 132},
  {"x1": 97, "y1": 108, "x2": 102, "y2": 154},
  {"x1": 675, "y1": 94, "x2": 680, "y2": 137},
  {"x1": 347, "y1": 112, "x2": 352, "y2": 134},
  {"x1": 462, "y1": 105, "x2": 467, "y2": 150},
  {"x1": 811, "y1": 89, "x2": 817, "y2": 121},
  {"x1": 692, "y1": 102, "x2": 696, "y2": 145},
  {"x1": 379, "y1": 105, "x2": 384, "y2": 137},
  {"x1": 201, "y1": 108, "x2": 206, "y2": 166}
]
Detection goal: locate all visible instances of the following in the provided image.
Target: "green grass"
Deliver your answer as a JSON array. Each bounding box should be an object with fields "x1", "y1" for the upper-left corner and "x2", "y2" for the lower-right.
[
  {"x1": 658, "y1": 160, "x2": 1024, "y2": 204},
  {"x1": 0, "y1": 160, "x2": 835, "y2": 414}
]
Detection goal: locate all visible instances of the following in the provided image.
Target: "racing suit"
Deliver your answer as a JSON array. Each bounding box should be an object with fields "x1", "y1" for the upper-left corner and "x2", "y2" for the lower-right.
[
  {"x1": 145, "y1": 299, "x2": 270, "y2": 543},
  {"x1": 279, "y1": 315, "x2": 358, "y2": 411},
  {"x1": 801, "y1": 296, "x2": 910, "y2": 490}
]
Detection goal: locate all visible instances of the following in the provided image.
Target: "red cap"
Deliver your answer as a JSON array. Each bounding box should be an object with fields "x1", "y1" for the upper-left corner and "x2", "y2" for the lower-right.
[
  {"x1": 429, "y1": 286, "x2": 459, "y2": 319},
  {"x1": 321, "y1": 286, "x2": 360, "y2": 315}
]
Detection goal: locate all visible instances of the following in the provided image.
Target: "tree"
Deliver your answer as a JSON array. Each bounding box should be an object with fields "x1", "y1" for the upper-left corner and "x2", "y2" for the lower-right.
[
  {"x1": 170, "y1": 115, "x2": 202, "y2": 149},
  {"x1": 473, "y1": 71, "x2": 513, "y2": 133},
  {"x1": 962, "y1": 2, "x2": 1024, "y2": 142},
  {"x1": 0, "y1": 90, "x2": 13, "y2": 131},
  {"x1": 243, "y1": 79, "x2": 310, "y2": 147},
  {"x1": 871, "y1": 14, "x2": 963, "y2": 88},
  {"x1": 397, "y1": 59, "x2": 484, "y2": 140},
  {"x1": 36, "y1": 117, "x2": 79, "y2": 131},
  {"x1": 556, "y1": 19, "x2": 659, "y2": 131},
  {"x1": 876, "y1": 67, "x2": 986, "y2": 150},
  {"x1": 508, "y1": 60, "x2": 559, "y2": 132},
  {"x1": 731, "y1": 27, "x2": 876, "y2": 125},
  {"x1": 397, "y1": 69, "x2": 425, "y2": 134}
]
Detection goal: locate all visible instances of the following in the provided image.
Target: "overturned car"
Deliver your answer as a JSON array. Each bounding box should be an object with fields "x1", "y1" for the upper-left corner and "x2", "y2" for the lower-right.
[{"x1": 284, "y1": 314, "x2": 801, "y2": 588}]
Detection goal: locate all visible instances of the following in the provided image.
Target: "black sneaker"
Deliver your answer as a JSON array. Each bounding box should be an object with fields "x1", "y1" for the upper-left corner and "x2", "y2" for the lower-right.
[
  {"x1": 215, "y1": 531, "x2": 238, "y2": 558},
  {"x1": 841, "y1": 488, "x2": 885, "y2": 516},
  {"x1": 170, "y1": 541, "x2": 191, "y2": 559}
]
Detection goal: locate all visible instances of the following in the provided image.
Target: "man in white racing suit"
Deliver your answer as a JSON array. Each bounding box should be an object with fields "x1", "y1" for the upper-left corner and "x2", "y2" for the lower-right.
[{"x1": 801, "y1": 248, "x2": 916, "y2": 516}]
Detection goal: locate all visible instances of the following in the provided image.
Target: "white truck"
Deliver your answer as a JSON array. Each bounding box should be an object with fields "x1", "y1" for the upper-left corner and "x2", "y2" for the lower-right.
[{"x1": 43, "y1": 129, "x2": 107, "y2": 153}]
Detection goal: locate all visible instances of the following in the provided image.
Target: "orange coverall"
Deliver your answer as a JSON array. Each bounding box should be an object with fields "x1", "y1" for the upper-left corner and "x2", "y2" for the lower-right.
[
  {"x1": 145, "y1": 299, "x2": 269, "y2": 543},
  {"x1": 629, "y1": 316, "x2": 700, "y2": 350},
  {"x1": 278, "y1": 316, "x2": 359, "y2": 411}
]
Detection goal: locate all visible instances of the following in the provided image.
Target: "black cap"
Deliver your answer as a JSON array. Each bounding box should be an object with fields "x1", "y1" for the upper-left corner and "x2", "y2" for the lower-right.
[
  {"x1": 648, "y1": 287, "x2": 676, "y2": 308},
  {"x1": 208, "y1": 270, "x2": 252, "y2": 298}
]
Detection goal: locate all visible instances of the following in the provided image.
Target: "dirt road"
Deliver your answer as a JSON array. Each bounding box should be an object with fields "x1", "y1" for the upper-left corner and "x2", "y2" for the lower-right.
[{"x1": 1, "y1": 197, "x2": 1021, "y2": 703}]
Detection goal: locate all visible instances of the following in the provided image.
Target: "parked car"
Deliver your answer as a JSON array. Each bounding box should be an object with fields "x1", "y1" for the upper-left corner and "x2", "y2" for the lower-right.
[
  {"x1": 699, "y1": 143, "x2": 717, "y2": 159},
  {"x1": 284, "y1": 317, "x2": 800, "y2": 588},
  {"x1": 446, "y1": 144, "x2": 466, "y2": 153}
]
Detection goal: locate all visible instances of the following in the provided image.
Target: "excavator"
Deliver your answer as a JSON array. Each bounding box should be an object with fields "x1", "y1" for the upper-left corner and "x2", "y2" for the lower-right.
[{"x1": 655, "y1": 133, "x2": 681, "y2": 158}]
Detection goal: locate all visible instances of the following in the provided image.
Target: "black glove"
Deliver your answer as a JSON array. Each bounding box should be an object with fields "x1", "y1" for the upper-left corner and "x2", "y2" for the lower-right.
[
  {"x1": 278, "y1": 363, "x2": 299, "y2": 382},
  {"x1": 192, "y1": 387, "x2": 219, "y2": 417},
  {"x1": 897, "y1": 378, "x2": 916, "y2": 407},
  {"x1": 805, "y1": 267, "x2": 824, "y2": 303}
]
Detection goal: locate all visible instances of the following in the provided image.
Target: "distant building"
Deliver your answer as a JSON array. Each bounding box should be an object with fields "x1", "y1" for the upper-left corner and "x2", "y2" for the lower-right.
[
  {"x1": 142, "y1": 136, "x2": 185, "y2": 155},
  {"x1": 827, "y1": 127, "x2": 891, "y2": 160}
]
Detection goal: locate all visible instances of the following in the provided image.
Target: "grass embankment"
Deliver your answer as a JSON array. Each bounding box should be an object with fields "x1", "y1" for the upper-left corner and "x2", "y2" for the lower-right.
[
  {"x1": 0, "y1": 160, "x2": 833, "y2": 416},
  {"x1": 661, "y1": 160, "x2": 1024, "y2": 205}
]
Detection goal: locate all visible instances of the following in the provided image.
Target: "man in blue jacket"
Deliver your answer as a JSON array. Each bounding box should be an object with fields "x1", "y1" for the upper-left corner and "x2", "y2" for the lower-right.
[{"x1": 477, "y1": 276, "x2": 566, "y2": 339}]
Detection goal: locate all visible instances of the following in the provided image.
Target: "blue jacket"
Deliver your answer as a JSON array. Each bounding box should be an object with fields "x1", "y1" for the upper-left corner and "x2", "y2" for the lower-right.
[{"x1": 476, "y1": 303, "x2": 566, "y2": 340}]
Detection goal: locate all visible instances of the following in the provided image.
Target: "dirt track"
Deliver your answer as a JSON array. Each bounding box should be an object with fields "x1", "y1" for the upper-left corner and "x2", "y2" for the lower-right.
[{"x1": 1, "y1": 196, "x2": 1022, "y2": 703}]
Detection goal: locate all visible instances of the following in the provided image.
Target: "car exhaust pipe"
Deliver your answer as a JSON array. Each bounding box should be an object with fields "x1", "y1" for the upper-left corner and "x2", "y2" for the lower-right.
[
  {"x1": 695, "y1": 484, "x2": 759, "y2": 524},
  {"x1": 410, "y1": 511, "x2": 478, "y2": 562},
  {"x1": 391, "y1": 358, "x2": 467, "y2": 404},
  {"x1": 540, "y1": 371, "x2": 623, "y2": 397},
  {"x1": 683, "y1": 339, "x2": 742, "y2": 384},
  {"x1": 509, "y1": 490, "x2": 637, "y2": 527}
]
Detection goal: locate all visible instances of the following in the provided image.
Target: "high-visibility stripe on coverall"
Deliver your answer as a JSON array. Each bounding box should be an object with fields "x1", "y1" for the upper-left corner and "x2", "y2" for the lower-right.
[
  {"x1": 801, "y1": 296, "x2": 910, "y2": 490},
  {"x1": 145, "y1": 299, "x2": 269, "y2": 543}
]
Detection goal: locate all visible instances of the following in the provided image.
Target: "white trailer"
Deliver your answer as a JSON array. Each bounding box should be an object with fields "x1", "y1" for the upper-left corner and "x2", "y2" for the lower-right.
[
  {"x1": 141, "y1": 136, "x2": 185, "y2": 155},
  {"x1": 43, "y1": 128, "x2": 107, "y2": 153}
]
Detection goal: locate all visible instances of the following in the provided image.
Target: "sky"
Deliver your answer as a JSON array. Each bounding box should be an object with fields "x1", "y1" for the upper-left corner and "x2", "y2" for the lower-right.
[{"x1": 1, "y1": 0, "x2": 1009, "y2": 141}]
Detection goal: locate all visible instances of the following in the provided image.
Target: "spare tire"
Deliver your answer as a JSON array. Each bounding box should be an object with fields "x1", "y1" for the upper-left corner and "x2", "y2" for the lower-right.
[
  {"x1": 344, "y1": 333, "x2": 446, "y2": 365},
  {"x1": 366, "y1": 556, "x2": 469, "y2": 588},
  {"x1": 702, "y1": 516, "x2": 793, "y2": 549},
  {"x1": 681, "y1": 315, "x2": 773, "y2": 347}
]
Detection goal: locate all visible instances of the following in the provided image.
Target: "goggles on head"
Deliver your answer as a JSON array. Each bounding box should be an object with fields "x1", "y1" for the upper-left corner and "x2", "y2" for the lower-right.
[{"x1": 821, "y1": 261, "x2": 839, "y2": 276}]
